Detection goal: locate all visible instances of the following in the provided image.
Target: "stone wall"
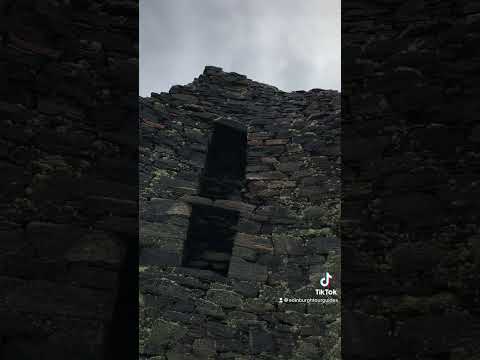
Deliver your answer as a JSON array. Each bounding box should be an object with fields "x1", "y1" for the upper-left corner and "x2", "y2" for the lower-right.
[
  {"x1": 0, "y1": 1, "x2": 138, "y2": 358},
  {"x1": 139, "y1": 66, "x2": 340, "y2": 359},
  {"x1": 343, "y1": 1, "x2": 480, "y2": 358}
]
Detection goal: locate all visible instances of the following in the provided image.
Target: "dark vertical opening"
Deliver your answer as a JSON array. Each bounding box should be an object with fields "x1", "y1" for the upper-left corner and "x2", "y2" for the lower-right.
[
  {"x1": 105, "y1": 107, "x2": 139, "y2": 359},
  {"x1": 183, "y1": 205, "x2": 239, "y2": 275},
  {"x1": 105, "y1": 237, "x2": 138, "y2": 359},
  {"x1": 182, "y1": 121, "x2": 247, "y2": 274},
  {"x1": 199, "y1": 122, "x2": 247, "y2": 200}
]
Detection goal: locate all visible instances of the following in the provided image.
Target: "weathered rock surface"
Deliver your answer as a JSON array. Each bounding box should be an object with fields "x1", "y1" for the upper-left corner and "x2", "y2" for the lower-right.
[{"x1": 140, "y1": 66, "x2": 340, "y2": 359}]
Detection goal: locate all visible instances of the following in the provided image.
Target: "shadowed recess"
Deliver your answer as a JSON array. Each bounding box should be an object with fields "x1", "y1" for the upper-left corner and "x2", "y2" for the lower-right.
[
  {"x1": 182, "y1": 121, "x2": 247, "y2": 274},
  {"x1": 199, "y1": 121, "x2": 247, "y2": 200}
]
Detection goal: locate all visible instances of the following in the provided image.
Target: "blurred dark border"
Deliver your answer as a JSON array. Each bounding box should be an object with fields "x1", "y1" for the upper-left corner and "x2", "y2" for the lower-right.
[
  {"x1": 342, "y1": 1, "x2": 480, "y2": 359},
  {"x1": 0, "y1": 1, "x2": 138, "y2": 358}
]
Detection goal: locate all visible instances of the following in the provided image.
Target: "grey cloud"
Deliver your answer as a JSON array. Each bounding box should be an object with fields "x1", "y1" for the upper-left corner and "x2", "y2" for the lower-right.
[{"x1": 140, "y1": 0, "x2": 340, "y2": 96}]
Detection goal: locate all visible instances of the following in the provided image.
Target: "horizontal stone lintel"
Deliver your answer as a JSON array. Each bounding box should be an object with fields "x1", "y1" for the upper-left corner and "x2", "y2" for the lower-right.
[
  {"x1": 142, "y1": 197, "x2": 192, "y2": 217},
  {"x1": 214, "y1": 117, "x2": 246, "y2": 133},
  {"x1": 264, "y1": 139, "x2": 289, "y2": 145},
  {"x1": 180, "y1": 195, "x2": 256, "y2": 214},
  {"x1": 246, "y1": 171, "x2": 286, "y2": 181}
]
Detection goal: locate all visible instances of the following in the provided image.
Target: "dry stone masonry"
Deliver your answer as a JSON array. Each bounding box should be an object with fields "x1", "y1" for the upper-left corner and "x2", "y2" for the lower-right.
[{"x1": 139, "y1": 66, "x2": 341, "y2": 359}]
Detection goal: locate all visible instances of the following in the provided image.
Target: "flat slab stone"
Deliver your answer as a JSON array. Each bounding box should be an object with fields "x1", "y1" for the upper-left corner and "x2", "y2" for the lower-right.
[
  {"x1": 234, "y1": 233, "x2": 273, "y2": 253},
  {"x1": 276, "y1": 162, "x2": 301, "y2": 172},
  {"x1": 140, "y1": 222, "x2": 186, "y2": 247},
  {"x1": 206, "y1": 288, "x2": 243, "y2": 309},
  {"x1": 214, "y1": 117, "x2": 246, "y2": 133},
  {"x1": 265, "y1": 139, "x2": 289, "y2": 145},
  {"x1": 170, "y1": 93, "x2": 198, "y2": 104},
  {"x1": 228, "y1": 256, "x2": 268, "y2": 282},
  {"x1": 232, "y1": 246, "x2": 257, "y2": 261},
  {"x1": 307, "y1": 237, "x2": 340, "y2": 254},
  {"x1": 180, "y1": 195, "x2": 213, "y2": 206},
  {"x1": 272, "y1": 234, "x2": 305, "y2": 256},
  {"x1": 196, "y1": 299, "x2": 226, "y2": 319},
  {"x1": 143, "y1": 198, "x2": 191, "y2": 218},
  {"x1": 268, "y1": 180, "x2": 297, "y2": 188},
  {"x1": 203, "y1": 65, "x2": 223, "y2": 75},
  {"x1": 213, "y1": 200, "x2": 255, "y2": 213},
  {"x1": 246, "y1": 171, "x2": 286, "y2": 181},
  {"x1": 200, "y1": 250, "x2": 231, "y2": 262}
]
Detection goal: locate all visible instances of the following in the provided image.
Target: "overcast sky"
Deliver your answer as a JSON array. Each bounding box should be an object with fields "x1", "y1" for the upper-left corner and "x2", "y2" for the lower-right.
[{"x1": 140, "y1": 0, "x2": 340, "y2": 96}]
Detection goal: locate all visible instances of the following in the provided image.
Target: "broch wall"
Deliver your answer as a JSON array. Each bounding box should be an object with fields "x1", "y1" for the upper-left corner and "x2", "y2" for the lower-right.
[{"x1": 139, "y1": 66, "x2": 341, "y2": 360}]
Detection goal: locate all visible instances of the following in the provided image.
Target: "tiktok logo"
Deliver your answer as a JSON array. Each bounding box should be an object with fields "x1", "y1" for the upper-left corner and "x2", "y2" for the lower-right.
[{"x1": 320, "y1": 272, "x2": 333, "y2": 288}]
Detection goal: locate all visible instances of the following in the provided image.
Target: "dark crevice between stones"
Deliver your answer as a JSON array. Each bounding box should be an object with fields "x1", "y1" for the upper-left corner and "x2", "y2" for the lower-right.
[{"x1": 182, "y1": 120, "x2": 247, "y2": 275}]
